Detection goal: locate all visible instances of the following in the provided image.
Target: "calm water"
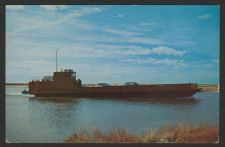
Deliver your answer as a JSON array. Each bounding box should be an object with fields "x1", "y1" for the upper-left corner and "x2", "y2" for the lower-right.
[{"x1": 6, "y1": 85, "x2": 219, "y2": 143}]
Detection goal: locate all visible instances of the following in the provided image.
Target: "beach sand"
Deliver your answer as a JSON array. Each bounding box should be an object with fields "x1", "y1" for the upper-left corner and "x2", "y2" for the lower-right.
[{"x1": 198, "y1": 84, "x2": 219, "y2": 92}]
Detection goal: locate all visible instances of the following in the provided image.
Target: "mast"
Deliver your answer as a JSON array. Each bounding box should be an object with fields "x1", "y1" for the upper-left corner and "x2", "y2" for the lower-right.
[{"x1": 56, "y1": 49, "x2": 59, "y2": 72}]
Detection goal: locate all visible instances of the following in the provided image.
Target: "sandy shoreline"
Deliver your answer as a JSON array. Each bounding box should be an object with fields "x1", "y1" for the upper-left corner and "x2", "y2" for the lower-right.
[
  {"x1": 6, "y1": 83, "x2": 28, "y2": 86},
  {"x1": 198, "y1": 84, "x2": 219, "y2": 92}
]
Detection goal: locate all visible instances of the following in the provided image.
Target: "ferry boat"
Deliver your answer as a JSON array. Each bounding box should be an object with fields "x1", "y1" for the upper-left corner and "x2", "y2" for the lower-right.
[{"x1": 28, "y1": 69, "x2": 200, "y2": 98}]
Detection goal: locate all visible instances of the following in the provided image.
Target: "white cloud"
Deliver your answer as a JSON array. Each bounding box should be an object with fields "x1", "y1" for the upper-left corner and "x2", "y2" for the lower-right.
[
  {"x1": 6, "y1": 5, "x2": 161, "y2": 48},
  {"x1": 63, "y1": 63, "x2": 167, "y2": 84},
  {"x1": 40, "y1": 5, "x2": 68, "y2": 11},
  {"x1": 98, "y1": 27, "x2": 160, "y2": 44},
  {"x1": 60, "y1": 44, "x2": 185, "y2": 58},
  {"x1": 6, "y1": 5, "x2": 25, "y2": 10},
  {"x1": 6, "y1": 6, "x2": 102, "y2": 36},
  {"x1": 69, "y1": 19, "x2": 96, "y2": 30},
  {"x1": 71, "y1": 32, "x2": 161, "y2": 46},
  {"x1": 139, "y1": 22, "x2": 156, "y2": 26},
  {"x1": 151, "y1": 58, "x2": 186, "y2": 66},
  {"x1": 6, "y1": 60, "x2": 55, "y2": 82},
  {"x1": 125, "y1": 37, "x2": 162, "y2": 45},
  {"x1": 198, "y1": 14, "x2": 211, "y2": 19},
  {"x1": 212, "y1": 59, "x2": 219, "y2": 63},
  {"x1": 72, "y1": 6, "x2": 102, "y2": 16},
  {"x1": 92, "y1": 7, "x2": 102, "y2": 12},
  {"x1": 123, "y1": 22, "x2": 156, "y2": 33},
  {"x1": 120, "y1": 58, "x2": 186, "y2": 67},
  {"x1": 65, "y1": 33, "x2": 162, "y2": 46},
  {"x1": 128, "y1": 26, "x2": 152, "y2": 32},
  {"x1": 116, "y1": 14, "x2": 124, "y2": 18},
  {"x1": 103, "y1": 28, "x2": 139, "y2": 36},
  {"x1": 151, "y1": 46, "x2": 186, "y2": 56}
]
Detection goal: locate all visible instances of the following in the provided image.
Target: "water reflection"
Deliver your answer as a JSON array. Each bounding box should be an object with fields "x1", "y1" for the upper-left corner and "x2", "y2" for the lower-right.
[
  {"x1": 82, "y1": 97, "x2": 200, "y2": 105},
  {"x1": 28, "y1": 96, "x2": 78, "y2": 103},
  {"x1": 29, "y1": 95, "x2": 200, "y2": 105},
  {"x1": 27, "y1": 96, "x2": 81, "y2": 140}
]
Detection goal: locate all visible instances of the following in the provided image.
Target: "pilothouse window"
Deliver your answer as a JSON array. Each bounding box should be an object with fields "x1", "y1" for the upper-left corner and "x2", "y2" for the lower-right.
[
  {"x1": 71, "y1": 72, "x2": 76, "y2": 79},
  {"x1": 65, "y1": 73, "x2": 71, "y2": 77}
]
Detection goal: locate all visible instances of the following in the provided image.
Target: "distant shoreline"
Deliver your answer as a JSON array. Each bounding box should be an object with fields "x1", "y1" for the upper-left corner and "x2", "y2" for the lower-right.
[
  {"x1": 198, "y1": 84, "x2": 219, "y2": 92},
  {"x1": 6, "y1": 83, "x2": 28, "y2": 86}
]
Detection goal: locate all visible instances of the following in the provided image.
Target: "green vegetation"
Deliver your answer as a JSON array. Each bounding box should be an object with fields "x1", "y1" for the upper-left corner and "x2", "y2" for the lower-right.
[{"x1": 65, "y1": 124, "x2": 218, "y2": 143}]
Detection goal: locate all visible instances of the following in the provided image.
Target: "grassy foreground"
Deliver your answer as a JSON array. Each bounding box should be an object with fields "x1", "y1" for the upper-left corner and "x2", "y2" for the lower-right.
[{"x1": 65, "y1": 124, "x2": 219, "y2": 143}]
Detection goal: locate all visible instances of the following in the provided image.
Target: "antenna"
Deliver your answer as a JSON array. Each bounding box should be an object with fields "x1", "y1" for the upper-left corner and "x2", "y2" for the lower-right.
[{"x1": 56, "y1": 49, "x2": 59, "y2": 72}]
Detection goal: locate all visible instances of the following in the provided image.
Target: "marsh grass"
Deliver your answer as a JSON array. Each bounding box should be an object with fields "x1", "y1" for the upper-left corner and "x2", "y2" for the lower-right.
[{"x1": 65, "y1": 123, "x2": 218, "y2": 143}]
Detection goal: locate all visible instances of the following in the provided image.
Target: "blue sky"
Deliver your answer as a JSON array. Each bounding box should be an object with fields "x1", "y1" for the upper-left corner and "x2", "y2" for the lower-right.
[{"x1": 6, "y1": 5, "x2": 219, "y2": 84}]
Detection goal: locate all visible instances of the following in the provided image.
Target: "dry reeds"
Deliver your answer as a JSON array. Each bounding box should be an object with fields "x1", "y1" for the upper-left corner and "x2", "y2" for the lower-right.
[
  {"x1": 65, "y1": 124, "x2": 219, "y2": 143},
  {"x1": 65, "y1": 128, "x2": 141, "y2": 143},
  {"x1": 142, "y1": 123, "x2": 218, "y2": 143}
]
